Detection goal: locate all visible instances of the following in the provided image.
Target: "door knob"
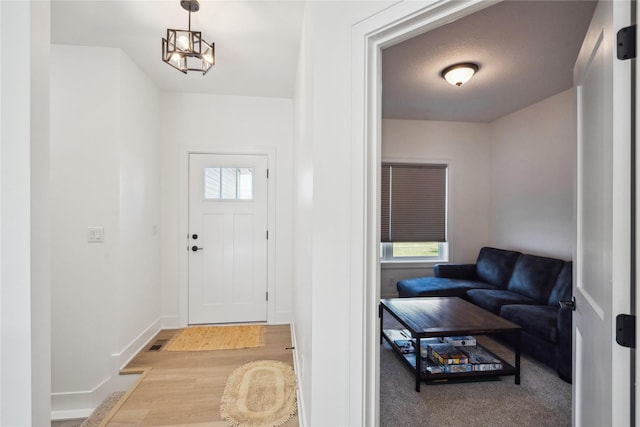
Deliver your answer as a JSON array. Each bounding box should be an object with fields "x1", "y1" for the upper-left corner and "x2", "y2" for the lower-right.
[
  {"x1": 559, "y1": 297, "x2": 576, "y2": 311},
  {"x1": 191, "y1": 245, "x2": 204, "y2": 252}
]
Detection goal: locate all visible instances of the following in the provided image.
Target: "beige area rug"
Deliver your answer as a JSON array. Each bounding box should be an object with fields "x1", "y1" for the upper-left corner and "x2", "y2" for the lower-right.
[
  {"x1": 220, "y1": 360, "x2": 297, "y2": 427},
  {"x1": 164, "y1": 325, "x2": 265, "y2": 352}
]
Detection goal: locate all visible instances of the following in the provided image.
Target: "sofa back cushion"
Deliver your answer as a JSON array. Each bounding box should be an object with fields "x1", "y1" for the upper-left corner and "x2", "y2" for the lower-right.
[
  {"x1": 475, "y1": 247, "x2": 521, "y2": 289},
  {"x1": 506, "y1": 254, "x2": 564, "y2": 303},
  {"x1": 548, "y1": 261, "x2": 572, "y2": 306}
]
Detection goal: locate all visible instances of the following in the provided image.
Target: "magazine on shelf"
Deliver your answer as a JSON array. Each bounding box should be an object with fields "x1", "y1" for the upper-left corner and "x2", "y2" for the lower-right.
[
  {"x1": 461, "y1": 346, "x2": 504, "y2": 371},
  {"x1": 420, "y1": 356, "x2": 473, "y2": 374},
  {"x1": 441, "y1": 335, "x2": 476, "y2": 346},
  {"x1": 393, "y1": 339, "x2": 415, "y2": 354},
  {"x1": 383, "y1": 329, "x2": 412, "y2": 342}
]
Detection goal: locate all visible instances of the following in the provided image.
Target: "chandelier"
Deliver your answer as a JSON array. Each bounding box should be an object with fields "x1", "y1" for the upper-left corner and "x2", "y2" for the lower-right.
[{"x1": 162, "y1": 0, "x2": 215, "y2": 75}]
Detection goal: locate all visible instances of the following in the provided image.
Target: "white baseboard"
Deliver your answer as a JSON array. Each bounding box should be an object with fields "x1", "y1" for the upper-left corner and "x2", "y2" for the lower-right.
[
  {"x1": 51, "y1": 316, "x2": 165, "y2": 421},
  {"x1": 51, "y1": 373, "x2": 139, "y2": 421},
  {"x1": 114, "y1": 317, "x2": 162, "y2": 370},
  {"x1": 290, "y1": 321, "x2": 306, "y2": 427},
  {"x1": 161, "y1": 314, "x2": 181, "y2": 329}
]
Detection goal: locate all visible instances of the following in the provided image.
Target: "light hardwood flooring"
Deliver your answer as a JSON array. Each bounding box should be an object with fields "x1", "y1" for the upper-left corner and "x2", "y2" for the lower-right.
[{"x1": 105, "y1": 324, "x2": 298, "y2": 426}]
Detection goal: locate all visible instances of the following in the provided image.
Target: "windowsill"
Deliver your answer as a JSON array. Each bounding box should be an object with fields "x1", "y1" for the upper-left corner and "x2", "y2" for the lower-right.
[{"x1": 380, "y1": 259, "x2": 447, "y2": 269}]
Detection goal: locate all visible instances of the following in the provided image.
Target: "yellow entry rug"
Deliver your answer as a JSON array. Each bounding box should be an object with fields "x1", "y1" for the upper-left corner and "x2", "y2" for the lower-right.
[
  {"x1": 220, "y1": 360, "x2": 297, "y2": 427},
  {"x1": 164, "y1": 325, "x2": 265, "y2": 352}
]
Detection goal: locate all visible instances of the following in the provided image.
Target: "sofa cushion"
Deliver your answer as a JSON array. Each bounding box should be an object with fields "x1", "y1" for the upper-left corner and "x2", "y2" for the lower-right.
[
  {"x1": 396, "y1": 277, "x2": 495, "y2": 298},
  {"x1": 434, "y1": 263, "x2": 477, "y2": 280},
  {"x1": 466, "y1": 289, "x2": 537, "y2": 314},
  {"x1": 475, "y1": 247, "x2": 521, "y2": 289},
  {"x1": 501, "y1": 304, "x2": 559, "y2": 343},
  {"x1": 548, "y1": 261, "x2": 572, "y2": 306},
  {"x1": 506, "y1": 254, "x2": 564, "y2": 303}
]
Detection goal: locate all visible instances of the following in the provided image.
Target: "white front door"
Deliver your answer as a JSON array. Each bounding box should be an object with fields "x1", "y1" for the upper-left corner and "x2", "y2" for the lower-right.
[
  {"x1": 188, "y1": 153, "x2": 268, "y2": 324},
  {"x1": 573, "y1": 1, "x2": 632, "y2": 425}
]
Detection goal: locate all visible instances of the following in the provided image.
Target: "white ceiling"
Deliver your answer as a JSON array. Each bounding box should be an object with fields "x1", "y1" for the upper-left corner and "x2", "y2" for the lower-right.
[
  {"x1": 51, "y1": 0, "x2": 306, "y2": 98},
  {"x1": 51, "y1": 1, "x2": 597, "y2": 122},
  {"x1": 382, "y1": 1, "x2": 597, "y2": 122}
]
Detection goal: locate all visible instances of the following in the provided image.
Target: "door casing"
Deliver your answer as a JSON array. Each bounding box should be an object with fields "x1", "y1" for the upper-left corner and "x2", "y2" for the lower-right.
[
  {"x1": 187, "y1": 153, "x2": 269, "y2": 324},
  {"x1": 177, "y1": 146, "x2": 277, "y2": 327},
  {"x1": 352, "y1": 0, "x2": 635, "y2": 425}
]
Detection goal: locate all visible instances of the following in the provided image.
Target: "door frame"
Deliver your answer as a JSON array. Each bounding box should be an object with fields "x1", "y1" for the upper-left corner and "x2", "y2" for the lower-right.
[
  {"x1": 178, "y1": 146, "x2": 276, "y2": 327},
  {"x1": 351, "y1": 1, "x2": 497, "y2": 423}
]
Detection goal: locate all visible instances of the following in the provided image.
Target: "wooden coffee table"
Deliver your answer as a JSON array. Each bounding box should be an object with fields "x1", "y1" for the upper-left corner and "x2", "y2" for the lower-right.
[{"x1": 380, "y1": 297, "x2": 521, "y2": 392}]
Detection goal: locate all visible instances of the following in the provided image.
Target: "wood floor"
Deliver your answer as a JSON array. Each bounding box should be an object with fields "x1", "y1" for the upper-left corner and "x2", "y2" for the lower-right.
[{"x1": 106, "y1": 324, "x2": 299, "y2": 426}]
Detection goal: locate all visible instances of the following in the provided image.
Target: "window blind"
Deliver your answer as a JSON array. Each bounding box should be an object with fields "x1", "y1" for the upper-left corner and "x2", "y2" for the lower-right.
[{"x1": 381, "y1": 163, "x2": 447, "y2": 242}]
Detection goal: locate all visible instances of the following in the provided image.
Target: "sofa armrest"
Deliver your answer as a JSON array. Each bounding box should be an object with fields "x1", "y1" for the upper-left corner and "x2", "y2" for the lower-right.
[
  {"x1": 555, "y1": 304, "x2": 572, "y2": 382},
  {"x1": 434, "y1": 263, "x2": 478, "y2": 280}
]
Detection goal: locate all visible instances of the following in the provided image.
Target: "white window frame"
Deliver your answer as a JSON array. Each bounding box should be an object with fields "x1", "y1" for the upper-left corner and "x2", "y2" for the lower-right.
[
  {"x1": 380, "y1": 161, "x2": 450, "y2": 264},
  {"x1": 380, "y1": 241, "x2": 449, "y2": 263}
]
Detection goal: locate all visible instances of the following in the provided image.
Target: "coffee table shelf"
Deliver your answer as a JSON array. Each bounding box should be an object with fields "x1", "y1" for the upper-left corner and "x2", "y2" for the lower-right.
[
  {"x1": 383, "y1": 330, "x2": 518, "y2": 383},
  {"x1": 380, "y1": 297, "x2": 521, "y2": 392}
]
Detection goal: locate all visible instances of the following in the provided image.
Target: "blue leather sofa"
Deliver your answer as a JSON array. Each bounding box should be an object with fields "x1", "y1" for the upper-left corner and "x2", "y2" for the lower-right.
[{"x1": 396, "y1": 247, "x2": 573, "y2": 382}]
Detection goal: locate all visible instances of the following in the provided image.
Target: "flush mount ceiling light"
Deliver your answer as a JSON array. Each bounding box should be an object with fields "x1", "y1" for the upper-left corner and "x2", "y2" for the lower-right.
[
  {"x1": 162, "y1": 0, "x2": 215, "y2": 75},
  {"x1": 441, "y1": 63, "x2": 479, "y2": 87}
]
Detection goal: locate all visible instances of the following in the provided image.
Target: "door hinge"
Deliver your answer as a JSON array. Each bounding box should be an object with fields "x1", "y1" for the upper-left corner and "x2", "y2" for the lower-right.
[
  {"x1": 266, "y1": 291, "x2": 269, "y2": 301},
  {"x1": 266, "y1": 230, "x2": 269, "y2": 240},
  {"x1": 617, "y1": 25, "x2": 636, "y2": 60},
  {"x1": 616, "y1": 314, "x2": 636, "y2": 348},
  {"x1": 267, "y1": 169, "x2": 269, "y2": 178}
]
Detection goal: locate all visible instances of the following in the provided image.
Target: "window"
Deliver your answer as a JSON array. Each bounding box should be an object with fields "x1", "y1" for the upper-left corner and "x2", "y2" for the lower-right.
[
  {"x1": 380, "y1": 241, "x2": 448, "y2": 261},
  {"x1": 380, "y1": 163, "x2": 448, "y2": 262},
  {"x1": 204, "y1": 167, "x2": 253, "y2": 200}
]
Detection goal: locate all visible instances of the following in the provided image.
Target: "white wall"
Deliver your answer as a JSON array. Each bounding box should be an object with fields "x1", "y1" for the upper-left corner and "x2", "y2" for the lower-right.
[
  {"x1": 489, "y1": 89, "x2": 575, "y2": 259},
  {"x1": 118, "y1": 51, "x2": 162, "y2": 358},
  {"x1": 378, "y1": 89, "x2": 575, "y2": 297},
  {"x1": 292, "y1": 2, "x2": 395, "y2": 425},
  {"x1": 292, "y1": 3, "x2": 313, "y2": 422},
  {"x1": 31, "y1": 2, "x2": 52, "y2": 425},
  {"x1": 1, "y1": 3, "x2": 52, "y2": 423},
  {"x1": 158, "y1": 93, "x2": 293, "y2": 326},
  {"x1": 1, "y1": 2, "x2": 34, "y2": 424},
  {"x1": 50, "y1": 45, "x2": 161, "y2": 418}
]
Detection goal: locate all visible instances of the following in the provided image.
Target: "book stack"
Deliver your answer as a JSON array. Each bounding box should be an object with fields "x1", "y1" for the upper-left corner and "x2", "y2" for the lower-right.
[
  {"x1": 383, "y1": 330, "x2": 505, "y2": 374},
  {"x1": 422, "y1": 343, "x2": 472, "y2": 373},
  {"x1": 420, "y1": 336, "x2": 504, "y2": 374},
  {"x1": 460, "y1": 346, "x2": 503, "y2": 371}
]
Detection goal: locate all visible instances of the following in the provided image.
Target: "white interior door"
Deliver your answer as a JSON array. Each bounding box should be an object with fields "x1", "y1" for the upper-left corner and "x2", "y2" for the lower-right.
[
  {"x1": 574, "y1": 1, "x2": 632, "y2": 426},
  {"x1": 188, "y1": 153, "x2": 268, "y2": 324}
]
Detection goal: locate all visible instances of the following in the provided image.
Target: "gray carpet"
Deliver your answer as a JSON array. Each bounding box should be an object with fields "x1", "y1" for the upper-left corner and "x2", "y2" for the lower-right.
[{"x1": 380, "y1": 337, "x2": 571, "y2": 427}]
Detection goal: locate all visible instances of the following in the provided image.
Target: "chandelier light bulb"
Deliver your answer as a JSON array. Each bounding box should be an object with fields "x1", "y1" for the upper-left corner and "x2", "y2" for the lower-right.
[{"x1": 177, "y1": 34, "x2": 190, "y2": 51}]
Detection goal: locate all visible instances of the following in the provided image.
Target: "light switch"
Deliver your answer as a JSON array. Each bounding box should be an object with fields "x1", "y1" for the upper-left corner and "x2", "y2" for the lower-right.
[{"x1": 88, "y1": 226, "x2": 104, "y2": 242}]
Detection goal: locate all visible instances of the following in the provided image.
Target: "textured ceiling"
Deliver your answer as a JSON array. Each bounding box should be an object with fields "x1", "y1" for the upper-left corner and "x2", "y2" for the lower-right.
[
  {"x1": 382, "y1": 1, "x2": 597, "y2": 123},
  {"x1": 51, "y1": 0, "x2": 306, "y2": 98},
  {"x1": 51, "y1": 1, "x2": 597, "y2": 120}
]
